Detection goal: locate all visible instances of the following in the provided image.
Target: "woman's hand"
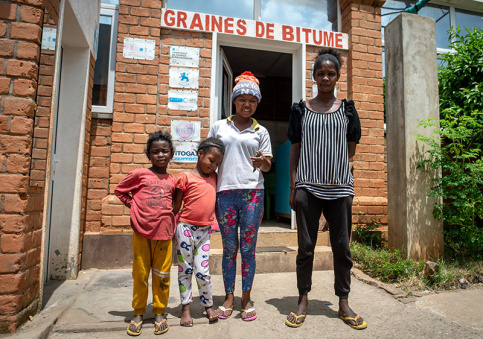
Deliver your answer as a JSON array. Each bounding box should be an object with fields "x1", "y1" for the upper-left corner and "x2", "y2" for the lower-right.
[
  {"x1": 250, "y1": 151, "x2": 271, "y2": 172},
  {"x1": 289, "y1": 188, "x2": 296, "y2": 211}
]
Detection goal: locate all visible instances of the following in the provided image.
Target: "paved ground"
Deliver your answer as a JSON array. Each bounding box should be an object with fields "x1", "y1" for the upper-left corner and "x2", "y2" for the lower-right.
[{"x1": 8, "y1": 267, "x2": 483, "y2": 339}]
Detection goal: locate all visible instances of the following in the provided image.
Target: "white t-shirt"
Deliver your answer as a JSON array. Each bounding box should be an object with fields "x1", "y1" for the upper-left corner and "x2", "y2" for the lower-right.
[{"x1": 208, "y1": 116, "x2": 272, "y2": 192}]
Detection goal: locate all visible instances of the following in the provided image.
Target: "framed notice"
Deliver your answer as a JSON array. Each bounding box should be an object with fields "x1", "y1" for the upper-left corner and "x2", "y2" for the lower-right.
[
  {"x1": 169, "y1": 46, "x2": 200, "y2": 67},
  {"x1": 168, "y1": 90, "x2": 198, "y2": 111},
  {"x1": 172, "y1": 141, "x2": 199, "y2": 163},
  {"x1": 169, "y1": 67, "x2": 199, "y2": 89},
  {"x1": 123, "y1": 37, "x2": 155, "y2": 60},
  {"x1": 171, "y1": 119, "x2": 201, "y2": 142}
]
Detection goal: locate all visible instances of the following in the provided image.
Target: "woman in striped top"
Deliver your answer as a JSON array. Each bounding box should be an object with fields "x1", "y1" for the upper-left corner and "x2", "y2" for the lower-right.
[{"x1": 285, "y1": 48, "x2": 365, "y2": 330}]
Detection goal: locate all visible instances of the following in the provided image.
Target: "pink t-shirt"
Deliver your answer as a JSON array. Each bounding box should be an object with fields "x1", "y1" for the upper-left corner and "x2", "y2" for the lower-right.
[
  {"x1": 114, "y1": 168, "x2": 175, "y2": 240},
  {"x1": 176, "y1": 171, "x2": 217, "y2": 226}
]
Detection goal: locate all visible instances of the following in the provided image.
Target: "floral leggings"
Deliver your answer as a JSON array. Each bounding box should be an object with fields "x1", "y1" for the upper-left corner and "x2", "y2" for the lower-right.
[{"x1": 216, "y1": 189, "x2": 264, "y2": 293}]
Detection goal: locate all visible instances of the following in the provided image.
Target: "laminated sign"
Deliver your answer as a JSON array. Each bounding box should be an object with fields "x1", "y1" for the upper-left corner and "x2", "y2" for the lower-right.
[
  {"x1": 169, "y1": 68, "x2": 199, "y2": 89},
  {"x1": 171, "y1": 120, "x2": 201, "y2": 142},
  {"x1": 172, "y1": 142, "x2": 199, "y2": 163},
  {"x1": 170, "y1": 46, "x2": 200, "y2": 67},
  {"x1": 168, "y1": 90, "x2": 198, "y2": 111}
]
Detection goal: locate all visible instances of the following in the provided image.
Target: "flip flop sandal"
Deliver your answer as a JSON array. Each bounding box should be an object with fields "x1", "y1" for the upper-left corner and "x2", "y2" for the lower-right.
[
  {"x1": 217, "y1": 306, "x2": 233, "y2": 319},
  {"x1": 241, "y1": 308, "x2": 257, "y2": 321},
  {"x1": 154, "y1": 318, "x2": 169, "y2": 335},
  {"x1": 126, "y1": 319, "x2": 143, "y2": 336},
  {"x1": 285, "y1": 312, "x2": 306, "y2": 328},
  {"x1": 339, "y1": 315, "x2": 367, "y2": 330}
]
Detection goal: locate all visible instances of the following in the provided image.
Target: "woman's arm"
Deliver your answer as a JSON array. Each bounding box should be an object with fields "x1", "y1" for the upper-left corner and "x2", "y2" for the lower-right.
[
  {"x1": 289, "y1": 142, "x2": 301, "y2": 211},
  {"x1": 348, "y1": 141, "x2": 357, "y2": 159},
  {"x1": 172, "y1": 188, "x2": 184, "y2": 216}
]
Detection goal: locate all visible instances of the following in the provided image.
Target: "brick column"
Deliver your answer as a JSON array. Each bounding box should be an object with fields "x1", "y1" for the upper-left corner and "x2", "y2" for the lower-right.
[
  {"x1": 0, "y1": 0, "x2": 57, "y2": 333},
  {"x1": 340, "y1": 0, "x2": 387, "y2": 227}
]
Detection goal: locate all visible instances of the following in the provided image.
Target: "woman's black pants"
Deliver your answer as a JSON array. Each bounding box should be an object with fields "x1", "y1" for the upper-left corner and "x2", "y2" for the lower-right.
[{"x1": 295, "y1": 188, "x2": 353, "y2": 298}]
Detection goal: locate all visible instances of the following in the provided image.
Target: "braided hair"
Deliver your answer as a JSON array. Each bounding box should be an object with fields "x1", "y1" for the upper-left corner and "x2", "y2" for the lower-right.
[{"x1": 198, "y1": 137, "x2": 225, "y2": 155}]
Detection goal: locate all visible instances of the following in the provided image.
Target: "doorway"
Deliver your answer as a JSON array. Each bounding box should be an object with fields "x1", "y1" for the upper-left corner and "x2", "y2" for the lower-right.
[{"x1": 215, "y1": 42, "x2": 298, "y2": 228}]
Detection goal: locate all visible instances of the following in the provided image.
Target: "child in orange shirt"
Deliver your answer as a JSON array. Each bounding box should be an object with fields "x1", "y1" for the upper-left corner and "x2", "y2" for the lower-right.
[
  {"x1": 115, "y1": 130, "x2": 176, "y2": 336},
  {"x1": 173, "y1": 137, "x2": 225, "y2": 327}
]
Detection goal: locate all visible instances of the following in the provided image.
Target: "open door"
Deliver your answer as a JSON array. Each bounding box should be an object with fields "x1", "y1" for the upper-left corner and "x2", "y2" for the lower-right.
[{"x1": 220, "y1": 48, "x2": 233, "y2": 120}]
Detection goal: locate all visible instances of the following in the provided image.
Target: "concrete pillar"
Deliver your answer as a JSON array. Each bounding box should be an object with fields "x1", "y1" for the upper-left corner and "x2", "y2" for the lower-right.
[{"x1": 385, "y1": 13, "x2": 443, "y2": 259}]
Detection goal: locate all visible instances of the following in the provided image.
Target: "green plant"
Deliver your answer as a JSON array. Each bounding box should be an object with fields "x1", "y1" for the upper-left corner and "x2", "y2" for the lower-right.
[
  {"x1": 353, "y1": 212, "x2": 386, "y2": 249},
  {"x1": 350, "y1": 242, "x2": 424, "y2": 283},
  {"x1": 415, "y1": 27, "x2": 483, "y2": 261}
]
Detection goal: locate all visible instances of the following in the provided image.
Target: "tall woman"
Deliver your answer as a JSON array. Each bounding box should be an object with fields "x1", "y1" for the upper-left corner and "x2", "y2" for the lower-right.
[
  {"x1": 208, "y1": 71, "x2": 272, "y2": 322},
  {"x1": 285, "y1": 49, "x2": 365, "y2": 329}
]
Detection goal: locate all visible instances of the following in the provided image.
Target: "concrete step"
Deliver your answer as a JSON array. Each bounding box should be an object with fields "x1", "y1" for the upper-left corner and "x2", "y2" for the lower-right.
[
  {"x1": 208, "y1": 245, "x2": 333, "y2": 274},
  {"x1": 210, "y1": 228, "x2": 330, "y2": 249}
]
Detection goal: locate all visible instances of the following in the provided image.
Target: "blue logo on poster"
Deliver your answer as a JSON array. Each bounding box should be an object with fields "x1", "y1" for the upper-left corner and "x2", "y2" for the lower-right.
[{"x1": 179, "y1": 72, "x2": 190, "y2": 85}]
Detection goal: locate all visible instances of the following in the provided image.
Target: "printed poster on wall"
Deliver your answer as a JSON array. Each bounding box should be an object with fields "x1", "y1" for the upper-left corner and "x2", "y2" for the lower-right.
[
  {"x1": 172, "y1": 141, "x2": 199, "y2": 163},
  {"x1": 123, "y1": 37, "x2": 155, "y2": 60},
  {"x1": 169, "y1": 67, "x2": 199, "y2": 89},
  {"x1": 171, "y1": 119, "x2": 201, "y2": 142},
  {"x1": 168, "y1": 90, "x2": 198, "y2": 111},
  {"x1": 169, "y1": 46, "x2": 200, "y2": 67}
]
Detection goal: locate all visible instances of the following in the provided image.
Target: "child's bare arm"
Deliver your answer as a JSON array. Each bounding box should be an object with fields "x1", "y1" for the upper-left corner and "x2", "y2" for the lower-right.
[{"x1": 172, "y1": 188, "x2": 184, "y2": 216}]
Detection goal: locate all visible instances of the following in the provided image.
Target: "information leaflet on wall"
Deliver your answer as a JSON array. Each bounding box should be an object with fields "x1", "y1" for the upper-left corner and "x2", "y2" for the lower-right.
[
  {"x1": 169, "y1": 68, "x2": 199, "y2": 89},
  {"x1": 171, "y1": 119, "x2": 201, "y2": 142},
  {"x1": 170, "y1": 46, "x2": 200, "y2": 67},
  {"x1": 123, "y1": 38, "x2": 155, "y2": 60},
  {"x1": 172, "y1": 141, "x2": 199, "y2": 163},
  {"x1": 168, "y1": 90, "x2": 198, "y2": 111}
]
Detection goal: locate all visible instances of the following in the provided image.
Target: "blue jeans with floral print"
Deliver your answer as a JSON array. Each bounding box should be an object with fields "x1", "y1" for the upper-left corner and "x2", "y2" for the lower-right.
[{"x1": 216, "y1": 189, "x2": 264, "y2": 293}]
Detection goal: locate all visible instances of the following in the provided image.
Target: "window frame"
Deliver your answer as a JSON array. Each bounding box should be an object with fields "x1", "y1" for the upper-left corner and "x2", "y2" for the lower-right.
[{"x1": 92, "y1": 3, "x2": 119, "y2": 118}]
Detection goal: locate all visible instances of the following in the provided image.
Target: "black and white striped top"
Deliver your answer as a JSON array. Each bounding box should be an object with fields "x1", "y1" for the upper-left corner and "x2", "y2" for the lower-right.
[{"x1": 287, "y1": 99, "x2": 361, "y2": 200}]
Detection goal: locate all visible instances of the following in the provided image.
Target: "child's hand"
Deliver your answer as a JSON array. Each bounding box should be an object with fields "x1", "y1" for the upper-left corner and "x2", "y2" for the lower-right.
[{"x1": 250, "y1": 151, "x2": 265, "y2": 171}]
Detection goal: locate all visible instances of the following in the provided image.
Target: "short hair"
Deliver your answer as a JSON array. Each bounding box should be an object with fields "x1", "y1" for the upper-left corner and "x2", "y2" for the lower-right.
[
  {"x1": 145, "y1": 130, "x2": 174, "y2": 158},
  {"x1": 198, "y1": 137, "x2": 225, "y2": 155},
  {"x1": 313, "y1": 48, "x2": 343, "y2": 78}
]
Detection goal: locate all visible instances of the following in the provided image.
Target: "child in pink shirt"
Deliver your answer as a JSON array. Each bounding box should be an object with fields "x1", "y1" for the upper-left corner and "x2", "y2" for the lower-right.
[
  {"x1": 115, "y1": 130, "x2": 175, "y2": 336},
  {"x1": 173, "y1": 137, "x2": 225, "y2": 327}
]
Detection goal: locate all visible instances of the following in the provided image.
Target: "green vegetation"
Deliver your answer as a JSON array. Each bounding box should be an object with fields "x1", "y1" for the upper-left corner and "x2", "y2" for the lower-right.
[{"x1": 415, "y1": 27, "x2": 483, "y2": 261}]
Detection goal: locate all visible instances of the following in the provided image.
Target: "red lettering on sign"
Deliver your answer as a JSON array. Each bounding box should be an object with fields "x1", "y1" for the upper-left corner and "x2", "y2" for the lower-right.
[
  {"x1": 212, "y1": 15, "x2": 222, "y2": 32},
  {"x1": 256, "y1": 22, "x2": 264, "y2": 38},
  {"x1": 164, "y1": 9, "x2": 175, "y2": 26},
  {"x1": 224, "y1": 17, "x2": 234, "y2": 34},
  {"x1": 323, "y1": 31, "x2": 334, "y2": 47},
  {"x1": 266, "y1": 23, "x2": 274, "y2": 39},
  {"x1": 335, "y1": 33, "x2": 343, "y2": 48},
  {"x1": 302, "y1": 28, "x2": 311, "y2": 43},
  {"x1": 177, "y1": 11, "x2": 187, "y2": 29},
  {"x1": 236, "y1": 19, "x2": 247, "y2": 35},
  {"x1": 190, "y1": 13, "x2": 203, "y2": 30},
  {"x1": 313, "y1": 30, "x2": 322, "y2": 45},
  {"x1": 282, "y1": 25, "x2": 294, "y2": 41}
]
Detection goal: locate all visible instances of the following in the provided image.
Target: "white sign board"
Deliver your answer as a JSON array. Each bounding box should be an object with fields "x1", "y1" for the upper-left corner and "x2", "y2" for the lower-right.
[
  {"x1": 161, "y1": 9, "x2": 348, "y2": 50},
  {"x1": 169, "y1": 67, "x2": 199, "y2": 89},
  {"x1": 168, "y1": 90, "x2": 198, "y2": 111},
  {"x1": 170, "y1": 46, "x2": 200, "y2": 67},
  {"x1": 123, "y1": 37, "x2": 155, "y2": 60},
  {"x1": 173, "y1": 141, "x2": 199, "y2": 163},
  {"x1": 171, "y1": 119, "x2": 201, "y2": 142},
  {"x1": 41, "y1": 28, "x2": 57, "y2": 50}
]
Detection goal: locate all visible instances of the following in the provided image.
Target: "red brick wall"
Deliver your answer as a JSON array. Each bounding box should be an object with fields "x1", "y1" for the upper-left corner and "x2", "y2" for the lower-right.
[
  {"x1": 340, "y1": 0, "x2": 387, "y2": 228},
  {"x1": 85, "y1": 118, "x2": 112, "y2": 233},
  {"x1": 0, "y1": 0, "x2": 54, "y2": 333},
  {"x1": 96, "y1": 0, "x2": 212, "y2": 233}
]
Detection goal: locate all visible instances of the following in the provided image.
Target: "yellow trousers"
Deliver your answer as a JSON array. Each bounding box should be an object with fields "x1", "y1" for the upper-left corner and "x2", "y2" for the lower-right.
[{"x1": 132, "y1": 232, "x2": 172, "y2": 315}]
